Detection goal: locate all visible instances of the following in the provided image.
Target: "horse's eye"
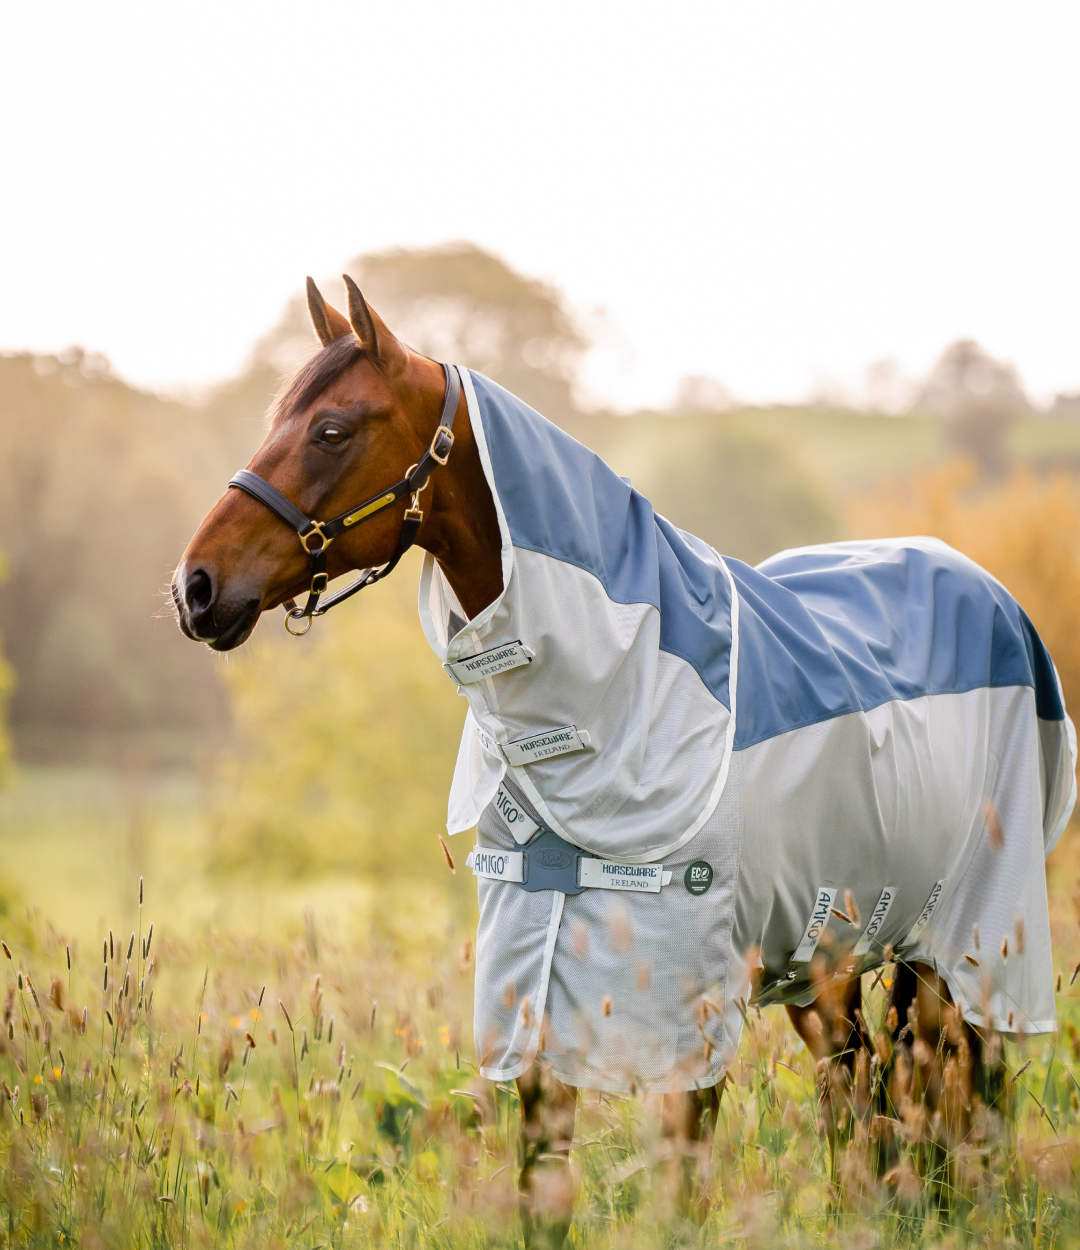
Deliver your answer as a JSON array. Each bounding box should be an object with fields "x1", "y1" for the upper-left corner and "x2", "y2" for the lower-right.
[{"x1": 320, "y1": 426, "x2": 346, "y2": 445}]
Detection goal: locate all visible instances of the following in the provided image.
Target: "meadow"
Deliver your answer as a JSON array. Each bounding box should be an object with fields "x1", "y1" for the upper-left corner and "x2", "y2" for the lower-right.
[
  {"x1": 1, "y1": 829, "x2": 1080, "y2": 1249},
  {"x1": 5, "y1": 247, "x2": 1080, "y2": 1243}
]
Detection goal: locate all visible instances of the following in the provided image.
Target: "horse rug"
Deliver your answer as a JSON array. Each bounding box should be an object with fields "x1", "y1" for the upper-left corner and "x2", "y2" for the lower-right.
[{"x1": 418, "y1": 368, "x2": 1077, "y2": 1093}]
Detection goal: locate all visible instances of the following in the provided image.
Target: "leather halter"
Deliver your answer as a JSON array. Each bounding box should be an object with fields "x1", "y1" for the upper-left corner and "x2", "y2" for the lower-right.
[{"x1": 228, "y1": 362, "x2": 460, "y2": 635}]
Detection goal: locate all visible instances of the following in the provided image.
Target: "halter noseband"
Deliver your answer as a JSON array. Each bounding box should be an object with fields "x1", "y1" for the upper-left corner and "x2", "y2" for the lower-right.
[{"x1": 228, "y1": 362, "x2": 460, "y2": 635}]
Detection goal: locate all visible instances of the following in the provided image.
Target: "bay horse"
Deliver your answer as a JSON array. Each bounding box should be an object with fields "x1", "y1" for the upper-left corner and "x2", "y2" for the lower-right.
[{"x1": 174, "y1": 278, "x2": 1075, "y2": 1238}]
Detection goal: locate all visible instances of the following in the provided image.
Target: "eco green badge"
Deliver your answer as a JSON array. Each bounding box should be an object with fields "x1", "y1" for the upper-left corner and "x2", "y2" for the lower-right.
[{"x1": 684, "y1": 861, "x2": 713, "y2": 896}]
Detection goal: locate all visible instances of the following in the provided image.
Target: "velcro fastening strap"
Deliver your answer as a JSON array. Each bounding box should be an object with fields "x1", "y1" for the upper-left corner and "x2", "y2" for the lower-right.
[{"x1": 578, "y1": 859, "x2": 671, "y2": 894}]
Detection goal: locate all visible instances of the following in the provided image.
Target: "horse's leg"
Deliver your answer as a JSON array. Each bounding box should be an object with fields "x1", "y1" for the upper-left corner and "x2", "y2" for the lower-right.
[
  {"x1": 659, "y1": 1079, "x2": 725, "y2": 1222},
  {"x1": 891, "y1": 962, "x2": 982, "y2": 1143},
  {"x1": 516, "y1": 1062, "x2": 578, "y2": 1249},
  {"x1": 786, "y1": 970, "x2": 867, "y2": 1175}
]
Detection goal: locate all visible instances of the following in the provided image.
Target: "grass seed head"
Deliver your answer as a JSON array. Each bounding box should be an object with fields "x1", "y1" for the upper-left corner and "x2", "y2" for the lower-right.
[{"x1": 1, "y1": 941, "x2": 10, "y2": 960}]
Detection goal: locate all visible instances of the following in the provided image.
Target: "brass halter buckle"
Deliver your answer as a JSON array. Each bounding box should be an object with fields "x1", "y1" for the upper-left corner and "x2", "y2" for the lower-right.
[
  {"x1": 429, "y1": 425, "x2": 454, "y2": 466},
  {"x1": 299, "y1": 522, "x2": 332, "y2": 555}
]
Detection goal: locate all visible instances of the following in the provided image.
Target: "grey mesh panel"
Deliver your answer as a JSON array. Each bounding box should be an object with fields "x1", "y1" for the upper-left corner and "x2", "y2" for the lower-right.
[{"x1": 473, "y1": 768, "x2": 745, "y2": 1092}]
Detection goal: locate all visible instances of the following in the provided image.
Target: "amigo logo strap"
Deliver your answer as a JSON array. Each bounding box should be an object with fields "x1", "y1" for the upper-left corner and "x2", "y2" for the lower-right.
[
  {"x1": 852, "y1": 885, "x2": 897, "y2": 957},
  {"x1": 491, "y1": 782, "x2": 541, "y2": 845},
  {"x1": 899, "y1": 879, "x2": 948, "y2": 949},
  {"x1": 791, "y1": 886, "x2": 837, "y2": 963}
]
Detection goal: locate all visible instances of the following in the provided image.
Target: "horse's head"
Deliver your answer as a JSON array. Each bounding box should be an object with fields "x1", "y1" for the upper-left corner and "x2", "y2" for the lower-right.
[{"x1": 173, "y1": 278, "x2": 465, "y2": 650}]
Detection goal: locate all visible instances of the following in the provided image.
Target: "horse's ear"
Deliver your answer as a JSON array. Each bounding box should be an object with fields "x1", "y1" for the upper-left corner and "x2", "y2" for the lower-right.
[
  {"x1": 306, "y1": 277, "x2": 353, "y2": 347},
  {"x1": 343, "y1": 274, "x2": 380, "y2": 361}
]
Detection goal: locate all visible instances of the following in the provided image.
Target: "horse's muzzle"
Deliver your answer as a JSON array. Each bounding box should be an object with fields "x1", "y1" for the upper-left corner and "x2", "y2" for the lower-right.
[{"x1": 173, "y1": 565, "x2": 261, "y2": 651}]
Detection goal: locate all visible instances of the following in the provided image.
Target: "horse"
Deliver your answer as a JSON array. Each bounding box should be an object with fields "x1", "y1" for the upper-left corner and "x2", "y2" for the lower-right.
[{"x1": 174, "y1": 278, "x2": 1076, "y2": 1239}]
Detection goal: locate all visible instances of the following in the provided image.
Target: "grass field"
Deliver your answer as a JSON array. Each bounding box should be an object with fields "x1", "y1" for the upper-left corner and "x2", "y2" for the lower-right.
[{"x1": 3, "y1": 766, "x2": 1080, "y2": 1247}]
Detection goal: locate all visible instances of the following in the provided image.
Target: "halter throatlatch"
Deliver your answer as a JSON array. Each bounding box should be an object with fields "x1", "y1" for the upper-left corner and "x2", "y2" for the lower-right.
[{"x1": 228, "y1": 363, "x2": 460, "y2": 634}]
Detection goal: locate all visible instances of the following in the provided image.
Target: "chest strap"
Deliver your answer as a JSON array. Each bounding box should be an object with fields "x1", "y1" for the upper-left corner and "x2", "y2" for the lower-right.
[{"x1": 466, "y1": 826, "x2": 671, "y2": 896}]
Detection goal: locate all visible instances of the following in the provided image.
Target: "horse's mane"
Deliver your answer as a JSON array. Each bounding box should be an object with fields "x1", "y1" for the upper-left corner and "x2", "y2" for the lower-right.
[{"x1": 269, "y1": 334, "x2": 363, "y2": 427}]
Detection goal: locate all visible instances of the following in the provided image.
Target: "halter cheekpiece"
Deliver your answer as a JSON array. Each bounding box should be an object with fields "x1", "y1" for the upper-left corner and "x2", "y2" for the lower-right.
[{"x1": 228, "y1": 362, "x2": 460, "y2": 634}]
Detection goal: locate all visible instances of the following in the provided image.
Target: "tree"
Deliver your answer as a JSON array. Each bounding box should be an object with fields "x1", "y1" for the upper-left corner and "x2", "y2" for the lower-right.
[
  {"x1": 253, "y1": 243, "x2": 590, "y2": 424},
  {"x1": 916, "y1": 339, "x2": 1028, "y2": 478}
]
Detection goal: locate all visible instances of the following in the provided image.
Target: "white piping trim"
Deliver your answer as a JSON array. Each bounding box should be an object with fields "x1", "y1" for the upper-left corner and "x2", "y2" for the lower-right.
[
  {"x1": 479, "y1": 890, "x2": 565, "y2": 1082},
  {"x1": 417, "y1": 366, "x2": 515, "y2": 662}
]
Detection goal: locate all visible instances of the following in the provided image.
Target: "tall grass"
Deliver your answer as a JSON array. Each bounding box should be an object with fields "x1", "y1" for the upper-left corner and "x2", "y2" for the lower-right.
[{"x1": 3, "y1": 877, "x2": 1080, "y2": 1248}]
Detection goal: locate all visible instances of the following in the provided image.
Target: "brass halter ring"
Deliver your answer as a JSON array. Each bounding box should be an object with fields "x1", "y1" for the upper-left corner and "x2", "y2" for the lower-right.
[{"x1": 284, "y1": 608, "x2": 313, "y2": 636}]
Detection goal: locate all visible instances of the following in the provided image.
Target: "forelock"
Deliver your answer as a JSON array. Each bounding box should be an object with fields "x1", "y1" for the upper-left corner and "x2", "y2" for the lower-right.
[{"x1": 270, "y1": 335, "x2": 364, "y2": 426}]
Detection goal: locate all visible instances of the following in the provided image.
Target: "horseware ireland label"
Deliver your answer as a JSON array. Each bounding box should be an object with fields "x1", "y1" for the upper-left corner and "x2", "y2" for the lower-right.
[
  {"x1": 578, "y1": 859, "x2": 671, "y2": 894},
  {"x1": 466, "y1": 848, "x2": 525, "y2": 883},
  {"x1": 792, "y1": 886, "x2": 837, "y2": 963},
  {"x1": 444, "y1": 640, "x2": 534, "y2": 685},
  {"x1": 502, "y1": 726, "x2": 591, "y2": 767},
  {"x1": 852, "y1": 886, "x2": 897, "y2": 957},
  {"x1": 492, "y1": 783, "x2": 541, "y2": 845},
  {"x1": 900, "y1": 879, "x2": 947, "y2": 948}
]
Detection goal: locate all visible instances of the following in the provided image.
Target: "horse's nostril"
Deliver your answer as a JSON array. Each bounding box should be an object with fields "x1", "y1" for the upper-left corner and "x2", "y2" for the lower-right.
[{"x1": 185, "y1": 568, "x2": 214, "y2": 616}]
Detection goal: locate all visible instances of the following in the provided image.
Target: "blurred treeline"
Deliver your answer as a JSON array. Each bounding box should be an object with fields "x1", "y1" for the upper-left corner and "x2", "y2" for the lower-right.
[{"x1": 3, "y1": 242, "x2": 1080, "y2": 886}]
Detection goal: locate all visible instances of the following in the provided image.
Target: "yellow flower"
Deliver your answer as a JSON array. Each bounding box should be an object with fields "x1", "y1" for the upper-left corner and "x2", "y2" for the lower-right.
[
  {"x1": 52, "y1": 1067, "x2": 62, "y2": 1080},
  {"x1": 249, "y1": 1008, "x2": 261, "y2": 1022},
  {"x1": 33, "y1": 1075, "x2": 42, "y2": 1085},
  {"x1": 230, "y1": 1016, "x2": 241, "y2": 1029}
]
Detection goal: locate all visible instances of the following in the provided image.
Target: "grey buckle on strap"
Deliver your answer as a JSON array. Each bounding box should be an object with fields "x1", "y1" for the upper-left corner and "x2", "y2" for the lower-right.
[{"x1": 520, "y1": 827, "x2": 588, "y2": 895}]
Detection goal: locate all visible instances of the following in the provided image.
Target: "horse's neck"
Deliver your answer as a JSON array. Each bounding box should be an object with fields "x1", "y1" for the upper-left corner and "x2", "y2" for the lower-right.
[{"x1": 418, "y1": 383, "x2": 503, "y2": 622}]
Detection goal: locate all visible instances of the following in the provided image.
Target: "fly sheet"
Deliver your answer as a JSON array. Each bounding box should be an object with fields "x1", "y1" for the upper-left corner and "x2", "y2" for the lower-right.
[{"x1": 420, "y1": 369, "x2": 1077, "y2": 1093}]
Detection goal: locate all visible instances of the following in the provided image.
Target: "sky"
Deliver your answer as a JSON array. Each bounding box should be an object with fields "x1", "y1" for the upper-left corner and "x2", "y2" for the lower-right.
[{"x1": 0, "y1": 2, "x2": 1077, "y2": 411}]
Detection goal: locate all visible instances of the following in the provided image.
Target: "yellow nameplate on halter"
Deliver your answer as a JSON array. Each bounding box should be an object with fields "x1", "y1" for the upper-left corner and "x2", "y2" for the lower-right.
[{"x1": 343, "y1": 493, "x2": 396, "y2": 526}]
